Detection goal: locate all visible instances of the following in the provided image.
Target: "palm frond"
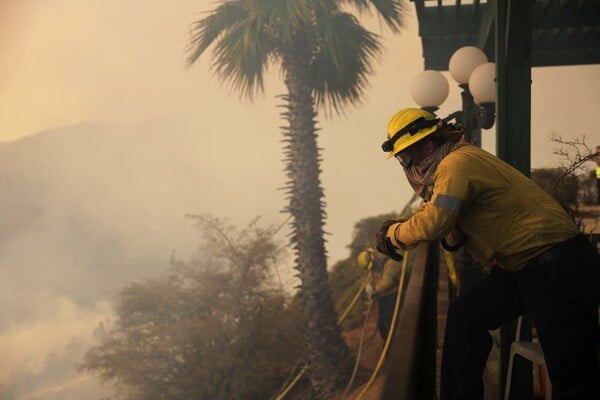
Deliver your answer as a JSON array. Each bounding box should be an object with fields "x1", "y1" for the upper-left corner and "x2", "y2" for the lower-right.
[
  {"x1": 309, "y1": 12, "x2": 382, "y2": 115},
  {"x1": 211, "y1": 18, "x2": 274, "y2": 99},
  {"x1": 186, "y1": 0, "x2": 248, "y2": 67},
  {"x1": 249, "y1": 0, "x2": 320, "y2": 46}
]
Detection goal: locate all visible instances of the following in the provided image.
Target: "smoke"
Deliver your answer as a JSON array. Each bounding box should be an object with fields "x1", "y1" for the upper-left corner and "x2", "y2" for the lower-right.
[
  {"x1": 0, "y1": 118, "x2": 290, "y2": 398},
  {"x1": 0, "y1": 298, "x2": 110, "y2": 383}
]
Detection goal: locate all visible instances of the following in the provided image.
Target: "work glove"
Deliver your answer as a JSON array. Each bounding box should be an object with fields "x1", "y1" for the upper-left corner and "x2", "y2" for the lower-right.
[
  {"x1": 365, "y1": 283, "x2": 376, "y2": 299},
  {"x1": 375, "y1": 219, "x2": 404, "y2": 262}
]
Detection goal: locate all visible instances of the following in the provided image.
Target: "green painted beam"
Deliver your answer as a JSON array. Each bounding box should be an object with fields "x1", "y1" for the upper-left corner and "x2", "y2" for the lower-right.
[
  {"x1": 533, "y1": 5, "x2": 599, "y2": 29},
  {"x1": 418, "y1": 5, "x2": 482, "y2": 35},
  {"x1": 496, "y1": 1, "x2": 535, "y2": 398},
  {"x1": 478, "y1": 0, "x2": 496, "y2": 55},
  {"x1": 421, "y1": 34, "x2": 476, "y2": 70},
  {"x1": 533, "y1": 32, "x2": 600, "y2": 52},
  {"x1": 413, "y1": 0, "x2": 600, "y2": 70},
  {"x1": 533, "y1": 50, "x2": 600, "y2": 66},
  {"x1": 496, "y1": 1, "x2": 532, "y2": 173},
  {"x1": 415, "y1": 2, "x2": 485, "y2": 70}
]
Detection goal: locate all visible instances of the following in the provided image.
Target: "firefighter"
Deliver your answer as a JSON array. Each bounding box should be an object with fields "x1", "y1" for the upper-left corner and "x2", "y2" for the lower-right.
[
  {"x1": 357, "y1": 247, "x2": 402, "y2": 341},
  {"x1": 374, "y1": 108, "x2": 600, "y2": 400}
]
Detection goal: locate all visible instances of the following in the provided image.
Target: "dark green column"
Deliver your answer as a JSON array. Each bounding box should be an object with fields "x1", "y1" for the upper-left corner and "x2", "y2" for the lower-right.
[
  {"x1": 496, "y1": 0, "x2": 533, "y2": 173},
  {"x1": 496, "y1": 0, "x2": 534, "y2": 399}
]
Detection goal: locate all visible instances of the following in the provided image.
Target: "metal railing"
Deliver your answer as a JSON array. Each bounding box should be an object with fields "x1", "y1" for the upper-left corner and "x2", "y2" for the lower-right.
[
  {"x1": 380, "y1": 242, "x2": 439, "y2": 400},
  {"x1": 379, "y1": 234, "x2": 600, "y2": 400}
]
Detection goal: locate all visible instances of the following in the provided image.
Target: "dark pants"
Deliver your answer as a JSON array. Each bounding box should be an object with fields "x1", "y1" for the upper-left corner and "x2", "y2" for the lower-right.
[
  {"x1": 440, "y1": 235, "x2": 600, "y2": 400},
  {"x1": 378, "y1": 293, "x2": 397, "y2": 341}
]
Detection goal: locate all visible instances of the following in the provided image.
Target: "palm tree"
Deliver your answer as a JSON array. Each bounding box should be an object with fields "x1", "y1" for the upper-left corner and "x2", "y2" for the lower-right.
[{"x1": 186, "y1": 1, "x2": 405, "y2": 397}]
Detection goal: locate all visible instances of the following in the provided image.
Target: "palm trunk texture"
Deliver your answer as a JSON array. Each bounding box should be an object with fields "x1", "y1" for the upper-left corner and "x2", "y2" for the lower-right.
[{"x1": 280, "y1": 34, "x2": 352, "y2": 399}]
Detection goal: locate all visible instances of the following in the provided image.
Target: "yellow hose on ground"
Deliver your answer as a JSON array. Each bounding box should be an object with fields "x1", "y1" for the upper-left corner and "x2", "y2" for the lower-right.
[
  {"x1": 340, "y1": 299, "x2": 375, "y2": 400},
  {"x1": 356, "y1": 250, "x2": 409, "y2": 400},
  {"x1": 274, "y1": 278, "x2": 370, "y2": 400},
  {"x1": 274, "y1": 365, "x2": 308, "y2": 400},
  {"x1": 337, "y1": 278, "x2": 369, "y2": 324}
]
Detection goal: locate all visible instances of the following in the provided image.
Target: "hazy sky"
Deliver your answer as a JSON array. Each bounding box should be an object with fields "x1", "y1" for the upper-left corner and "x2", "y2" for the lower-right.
[
  {"x1": 2, "y1": 0, "x2": 598, "y2": 251},
  {"x1": 0, "y1": 0, "x2": 599, "y2": 398}
]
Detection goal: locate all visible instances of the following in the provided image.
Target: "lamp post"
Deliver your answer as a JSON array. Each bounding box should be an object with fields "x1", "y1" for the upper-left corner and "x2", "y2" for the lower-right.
[
  {"x1": 410, "y1": 70, "x2": 450, "y2": 116},
  {"x1": 448, "y1": 46, "x2": 493, "y2": 147},
  {"x1": 468, "y1": 61, "x2": 497, "y2": 133},
  {"x1": 410, "y1": 46, "x2": 498, "y2": 297},
  {"x1": 411, "y1": 46, "x2": 497, "y2": 148}
]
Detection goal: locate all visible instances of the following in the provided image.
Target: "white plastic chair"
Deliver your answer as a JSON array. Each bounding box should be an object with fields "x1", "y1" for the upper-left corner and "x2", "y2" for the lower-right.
[{"x1": 503, "y1": 316, "x2": 552, "y2": 400}]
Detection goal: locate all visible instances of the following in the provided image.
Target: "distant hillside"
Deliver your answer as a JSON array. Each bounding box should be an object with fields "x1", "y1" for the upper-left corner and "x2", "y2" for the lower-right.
[
  {"x1": 0, "y1": 119, "x2": 249, "y2": 399},
  {"x1": 0, "y1": 121, "x2": 218, "y2": 315}
]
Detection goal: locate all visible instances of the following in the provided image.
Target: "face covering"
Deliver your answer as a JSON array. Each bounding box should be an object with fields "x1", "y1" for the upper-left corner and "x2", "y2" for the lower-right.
[{"x1": 403, "y1": 141, "x2": 454, "y2": 201}]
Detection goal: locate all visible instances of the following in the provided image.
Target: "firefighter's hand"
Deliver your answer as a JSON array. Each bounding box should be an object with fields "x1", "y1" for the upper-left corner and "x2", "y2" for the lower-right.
[
  {"x1": 375, "y1": 220, "x2": 404, "y2": 262},
  {"x1": 365, "y1": 283, "x2": 376, "y2": 299}
]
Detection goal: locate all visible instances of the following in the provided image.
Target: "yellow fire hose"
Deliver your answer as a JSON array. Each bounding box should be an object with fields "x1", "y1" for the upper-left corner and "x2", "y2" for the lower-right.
[
  {"x1": 275, "y1": 249, "x2": 409, "y2": 400},
  {"x1": 337, "y1": 278, "x2": 370, "y2": 324},
  {"x1": 443, "y1": 250, "x2": 458, "y2": 289},
  {"x1": 274, "y1": 278, "x2": 369, "y2": 400},
  {"x1": 355, "y1": 250, "x2": 409, "y2": 400},
  {"x1": 340, "y1": 298, "x2": 375, "y2": 400},
  {"x1": 273, "y1": 364, "x2": 307, "y2": 400}
]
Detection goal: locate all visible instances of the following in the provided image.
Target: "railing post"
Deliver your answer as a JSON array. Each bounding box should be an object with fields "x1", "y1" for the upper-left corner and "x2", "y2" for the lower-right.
[{"x1": 381, "y1": 242, "x2": 439, "y2": 399}]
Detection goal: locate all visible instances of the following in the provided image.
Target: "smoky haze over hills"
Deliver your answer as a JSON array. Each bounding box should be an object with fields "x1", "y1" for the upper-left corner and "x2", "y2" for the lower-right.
[
  {"x1": 0, "y1": 119, "x2": 291, "y2": 398},
  {"x1": 1, "y1": 121, "x2": 204, "y2": 319}
]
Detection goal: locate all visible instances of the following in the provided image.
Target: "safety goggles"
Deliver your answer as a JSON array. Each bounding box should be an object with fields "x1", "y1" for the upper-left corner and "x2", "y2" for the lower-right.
[
  {"x1": 381, "y1": 117, "x2": 440, "y2": 153},
  {"x1": 395, "y1": 151, "x2": 414, "y2": 168},
  {"x1": 394, "y1": 140, "x2": 427, "y2": 168}
]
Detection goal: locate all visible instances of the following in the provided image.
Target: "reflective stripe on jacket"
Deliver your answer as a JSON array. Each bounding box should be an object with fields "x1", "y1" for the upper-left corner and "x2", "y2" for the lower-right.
[{"x1": 396, "y1": 142, "x2": 578, "y2": 271}]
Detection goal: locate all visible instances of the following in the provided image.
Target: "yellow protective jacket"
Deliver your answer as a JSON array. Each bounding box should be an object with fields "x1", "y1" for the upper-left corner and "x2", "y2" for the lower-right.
[
  {"x1": 370, "y1": 254, "x2": 402, "y2": 297},
  {"x1": 395, "y1": 142, "x2": 579, "y2": 271}
]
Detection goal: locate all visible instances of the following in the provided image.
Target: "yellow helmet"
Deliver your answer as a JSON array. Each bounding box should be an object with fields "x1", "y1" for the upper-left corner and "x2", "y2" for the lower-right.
[
  {"x1": 357, "y1": 248, "x2": 375, "y2": 270},
  {"x1": 381, "y1": 108, "x2": 441, "y2": 159}
]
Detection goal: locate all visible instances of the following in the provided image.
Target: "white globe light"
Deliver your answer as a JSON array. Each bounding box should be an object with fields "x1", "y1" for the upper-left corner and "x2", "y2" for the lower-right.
[
  {"x1": 448, "y1": 46, "x2": 488, "y2": 84},
  {"x1": 469, "y1": 62, "x2": 496, "y2": 104},
  {"x1": 410, "y1": 70, "x2": 449, "y2": 108}
]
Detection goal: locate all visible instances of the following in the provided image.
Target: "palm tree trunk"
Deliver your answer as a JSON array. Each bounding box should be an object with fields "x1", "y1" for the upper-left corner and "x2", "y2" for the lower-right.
[{"x1": 280, "y1": 33, "x2": 351, "y2": 399}]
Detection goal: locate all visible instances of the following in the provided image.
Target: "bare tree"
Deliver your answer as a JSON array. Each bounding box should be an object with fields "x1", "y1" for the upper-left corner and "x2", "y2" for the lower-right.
[
  {"x1": 549, "y1": 132, "x2": 596, "y2": 187},
  {"x1": 544, "y1": 132, "x2": 598, "y2": 227},
  {"x1": 79, "y1": 216, "x2": 304, "y2": 400}
]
